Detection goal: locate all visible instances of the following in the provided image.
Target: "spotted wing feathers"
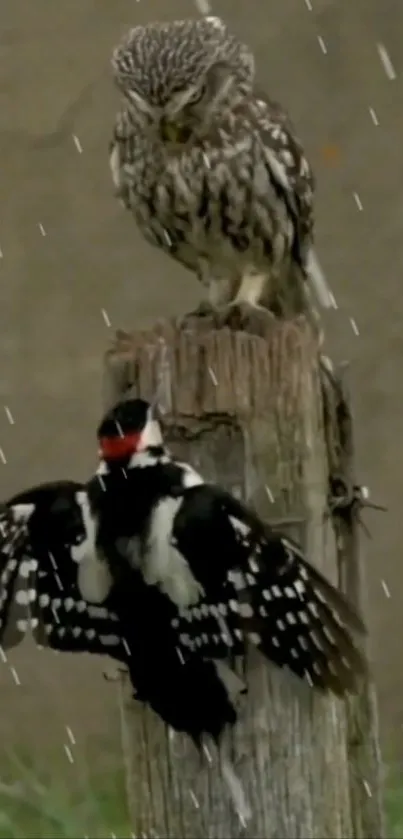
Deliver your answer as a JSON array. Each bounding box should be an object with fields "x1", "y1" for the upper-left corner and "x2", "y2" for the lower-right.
[
  {"x1": 172, "y1": 487, "x2": 367, "y2": 695},
  {"x1": 0, "y1": 505, "x2": 34, "y2": 649},
  {"x1": 0, "y1": 498, "x2": 128, "y2": 663}
]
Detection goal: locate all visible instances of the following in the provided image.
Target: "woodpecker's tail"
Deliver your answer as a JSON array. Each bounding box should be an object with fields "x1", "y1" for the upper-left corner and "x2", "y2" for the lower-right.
[
  {"x1": 241, "y1": 528, "x2": 368, "y2": 694},
  {"x1": 127, "y1": 643, "x2": 241, "y2": 746}
]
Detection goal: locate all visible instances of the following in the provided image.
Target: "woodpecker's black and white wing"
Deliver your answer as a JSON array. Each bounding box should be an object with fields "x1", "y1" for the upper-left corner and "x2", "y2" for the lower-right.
[
  {"x1": 156, "y1": 484, "x2": 368, "y2": 695},
  {"x1": 0, "y1": 503, "x2": 35, "y2": 649},
  {"x1": 0, "y1": 481, "x2": 129, "y2": 665},
  {"x1": 30, "y1": 551, "x2": 127, "y2": 663}
]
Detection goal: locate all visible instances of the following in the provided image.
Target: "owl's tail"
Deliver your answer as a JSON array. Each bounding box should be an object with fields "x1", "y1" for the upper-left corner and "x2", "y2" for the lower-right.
[
  {"x1": 305, "y1": 247, "x2": 336, "y2": 310},
  {"x1": 284, "y1": 256, "x2": 325, "y2": 345}
]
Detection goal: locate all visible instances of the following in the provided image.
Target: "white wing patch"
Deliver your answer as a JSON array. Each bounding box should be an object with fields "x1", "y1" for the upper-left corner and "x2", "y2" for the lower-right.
[
  {"x1": 71, "y1": 492, "x2": 97, "y2": 565},
  {"x1": 72, "y1": 491, "x2": 113, "y2": 604},
  {"x1": 77, "y1": 560, "x2": 112, "y2": 605},
  {"x1": 143, "y1": 496, "x2": 204, "y2": 608}
]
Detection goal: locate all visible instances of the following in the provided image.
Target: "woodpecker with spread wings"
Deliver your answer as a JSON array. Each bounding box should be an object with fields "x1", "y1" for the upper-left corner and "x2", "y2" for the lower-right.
[
  {"x1": 0, "y1": 404, "x2": 368, "y2": 737},
  {"x1": 0, "y1": 401, "x2": 368, "y2": 823},
  {"x1": 91, "y1": 398, "x2": 367, "y2": 702},
  {"x1": 0, "y1": 476, "x2": 251, "y2": 819},
  {"x1": 109, "y1": 18, "x2": 332, "y2": 331},
  {"x1": 0, "y1": 480, "x2": 246, "y2": 751}
]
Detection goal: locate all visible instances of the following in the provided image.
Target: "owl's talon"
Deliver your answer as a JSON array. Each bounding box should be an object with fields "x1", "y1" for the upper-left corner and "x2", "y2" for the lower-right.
[
  {"x1": 215, "y1": 302, "x2": 276, "y2": 337},
  {"x1": 179, "y1": 302, "x2": 216, "y2": 332},
  {"x1": 191, "y1": 301, "x2": 216, "y2": 318}
]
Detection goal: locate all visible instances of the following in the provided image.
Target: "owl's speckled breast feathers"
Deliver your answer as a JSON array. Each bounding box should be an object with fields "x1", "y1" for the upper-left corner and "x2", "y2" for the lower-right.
[{"x1": 112, "y1": 101, "x2": 312, "y2": 271}]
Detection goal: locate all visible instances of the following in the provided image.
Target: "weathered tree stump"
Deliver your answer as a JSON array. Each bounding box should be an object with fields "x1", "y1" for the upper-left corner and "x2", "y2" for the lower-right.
[{"x1": 103, "y1": 317, "x2": 384, "y2": 839}]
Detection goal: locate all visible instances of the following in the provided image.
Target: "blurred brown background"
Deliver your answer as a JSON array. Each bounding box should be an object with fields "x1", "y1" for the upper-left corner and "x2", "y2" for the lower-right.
[{"x1": 0, "y1": 0, "x2": 402, "y2": 766}]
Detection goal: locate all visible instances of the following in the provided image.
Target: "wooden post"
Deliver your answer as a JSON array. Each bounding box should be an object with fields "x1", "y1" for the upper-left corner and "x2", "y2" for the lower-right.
[{"x1": 103, "y1": 318, "x2": 384, "y2": 839}]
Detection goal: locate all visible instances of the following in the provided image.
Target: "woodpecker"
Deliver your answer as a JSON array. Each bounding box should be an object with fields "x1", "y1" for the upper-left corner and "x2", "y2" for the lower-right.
[
  {"x1": 92, "y1": 397, "x2": 368, "y2": 700},
  {"x1": 89, "y1": 396, "x2": 368, "y2": 821},
  {"x1": 0, "y1": 478, "x2": 245, "y2": 732},
  {"x1": 0, "y1": 477, "x2": 248, "y2": 770},
  {"x1": 0, "y1": 418, "x2": 367, "y2": 825}
]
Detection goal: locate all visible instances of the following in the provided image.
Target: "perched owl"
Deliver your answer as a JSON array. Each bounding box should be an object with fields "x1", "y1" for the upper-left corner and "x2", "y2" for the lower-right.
[{"x1": 109, "y1": 18, "x2": 332, "y2": 331}]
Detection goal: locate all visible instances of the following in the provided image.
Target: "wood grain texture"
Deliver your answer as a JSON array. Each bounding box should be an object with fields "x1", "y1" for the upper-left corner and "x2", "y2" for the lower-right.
[{"x1": 105, "y1": 317, "x2": 384, "y2": 838}]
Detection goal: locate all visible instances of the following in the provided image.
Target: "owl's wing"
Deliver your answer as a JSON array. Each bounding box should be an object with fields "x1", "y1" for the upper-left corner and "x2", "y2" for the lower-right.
[
  {"x1": 253, "y1": 92, "x2": 333, "y2": 308},
  {"x1": 254, "y1": 92, "x2": 314, "y2": 254}
]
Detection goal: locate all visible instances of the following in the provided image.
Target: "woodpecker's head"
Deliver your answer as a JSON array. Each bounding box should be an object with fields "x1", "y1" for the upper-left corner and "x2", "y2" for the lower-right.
[{"x1": 97, "y1": 398, "x2": 163, "y2": 466}]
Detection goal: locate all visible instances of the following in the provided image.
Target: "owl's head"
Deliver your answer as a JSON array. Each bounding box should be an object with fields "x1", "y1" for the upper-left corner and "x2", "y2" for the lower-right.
[{"x1": 111, "y1": 18, "x2": 255, "y2": 141}]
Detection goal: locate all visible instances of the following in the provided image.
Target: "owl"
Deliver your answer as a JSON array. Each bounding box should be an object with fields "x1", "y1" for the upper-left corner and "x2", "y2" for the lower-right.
[{"x1": 109, "y1": 18, "x2": 332, "y2": 331}]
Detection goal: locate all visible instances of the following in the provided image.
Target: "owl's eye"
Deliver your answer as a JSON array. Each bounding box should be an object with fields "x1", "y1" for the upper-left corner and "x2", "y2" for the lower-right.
[{"x1": 186, "y1": 85, "x2": 206, "y2": 106}]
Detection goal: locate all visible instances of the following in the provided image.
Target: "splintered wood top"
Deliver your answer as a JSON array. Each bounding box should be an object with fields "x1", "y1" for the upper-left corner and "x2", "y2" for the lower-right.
[{"x1": 103, "y1": 317, "x2": 319, "y2": 418}]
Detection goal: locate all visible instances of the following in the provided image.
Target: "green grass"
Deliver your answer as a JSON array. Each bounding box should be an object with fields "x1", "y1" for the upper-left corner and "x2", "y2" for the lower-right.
[
  {"x1": 385, "y1": 768, "x2": 403, "y2": 838},
  {"x1": 0, "y1": 746, "x2": 400, "y2": 837},
  {"x1": 0, "y1": 745, "x2": 131, "y2": 838}
]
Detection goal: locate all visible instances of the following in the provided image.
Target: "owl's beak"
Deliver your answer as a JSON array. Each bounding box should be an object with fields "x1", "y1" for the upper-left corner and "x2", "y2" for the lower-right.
[{"x1": 160, "y1": 117, "x2": 191, "y2": 144}]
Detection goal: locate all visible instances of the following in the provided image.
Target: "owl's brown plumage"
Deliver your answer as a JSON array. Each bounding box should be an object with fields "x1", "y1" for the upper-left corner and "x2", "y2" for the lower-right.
[{"x1": 109, "y1": 19, "x2": 330, "y2": 329}]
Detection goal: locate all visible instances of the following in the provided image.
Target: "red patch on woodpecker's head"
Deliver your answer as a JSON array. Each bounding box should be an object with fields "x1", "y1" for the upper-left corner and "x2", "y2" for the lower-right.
[
  {"x1": 98, "y1": 432, "x2": 141, "y2": 462},
  {"x1": 97, "y1": 398, "x2": 162, "y2": 462}
]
